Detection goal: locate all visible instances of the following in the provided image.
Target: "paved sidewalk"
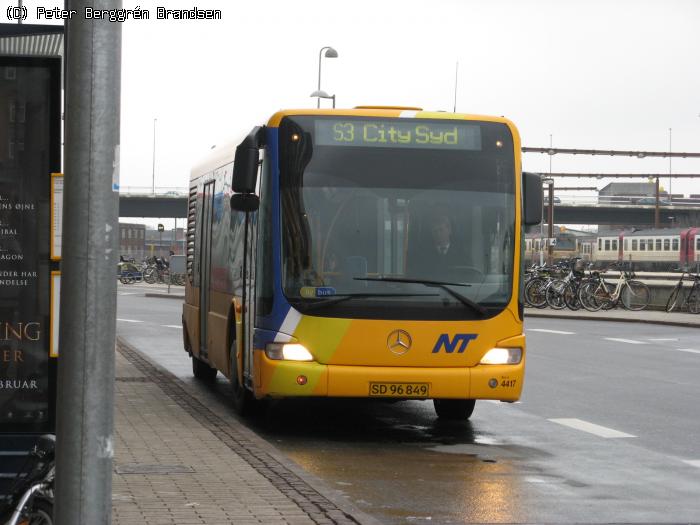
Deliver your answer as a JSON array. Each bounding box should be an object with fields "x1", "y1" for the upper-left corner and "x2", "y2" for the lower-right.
[{"x1": 112, "y1": 339, "x2": 378, "y2": 525}]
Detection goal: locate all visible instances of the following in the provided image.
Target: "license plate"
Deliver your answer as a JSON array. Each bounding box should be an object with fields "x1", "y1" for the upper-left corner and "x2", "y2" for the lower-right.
[{"x1": 369, "y1": 382, "x2": 430, "y2": 398}]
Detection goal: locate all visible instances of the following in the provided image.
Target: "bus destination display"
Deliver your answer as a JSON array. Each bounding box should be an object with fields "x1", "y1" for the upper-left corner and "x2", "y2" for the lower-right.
[{"x1": 315, "y1": 119, "x2": 482, "y2": 150}]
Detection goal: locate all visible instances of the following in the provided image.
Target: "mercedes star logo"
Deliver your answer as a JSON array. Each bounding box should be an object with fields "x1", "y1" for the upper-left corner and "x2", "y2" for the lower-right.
[{"x1": 387, "y1": 329, "x2": 412, "y2": 355}]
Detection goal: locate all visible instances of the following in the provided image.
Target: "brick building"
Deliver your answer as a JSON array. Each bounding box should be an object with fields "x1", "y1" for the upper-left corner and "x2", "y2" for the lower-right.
[{"x1": 119, "y1": 223, "x2": 146, "y2": 260}]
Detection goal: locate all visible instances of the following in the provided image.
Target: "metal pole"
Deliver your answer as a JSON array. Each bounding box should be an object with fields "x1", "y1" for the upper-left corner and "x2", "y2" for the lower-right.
[
  {"x1": 453, "y1": 61, "x2": 459, "y2": 113},
  {"x1": 55, "y1": 0, "x2": 121, "y2": 523},
  {"x1": 317, "y1": 47, "x2": 326, "y2": 109},
  {"x1": 547, "y1": 181, "x2": 554, "y2": 264},
  {"x1": 669, "y1": 127, "x2": 672, "y2": 201},
  {"x1": 654, "y1": 176, "x2": 660, "y2": 228},
  {"x1": 152, "y1": 117, "x2": 157, "y2": 194}
]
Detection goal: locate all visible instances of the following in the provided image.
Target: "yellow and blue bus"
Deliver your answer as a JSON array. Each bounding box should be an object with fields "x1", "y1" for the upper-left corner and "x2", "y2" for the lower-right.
[{"x1": 182, "y1": 107, "x2": 542, "y2": 420}]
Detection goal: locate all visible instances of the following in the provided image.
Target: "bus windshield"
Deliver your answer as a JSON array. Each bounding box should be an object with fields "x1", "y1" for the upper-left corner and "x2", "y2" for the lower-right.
[{"x1": 279, "y1": 116, "x2": 516, "y2": 320}]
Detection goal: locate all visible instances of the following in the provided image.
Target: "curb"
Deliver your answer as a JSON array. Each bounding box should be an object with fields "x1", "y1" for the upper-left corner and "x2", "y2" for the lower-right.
[
  {"x1": 524, "y1": 310, "x2": 700, "y2": 329},
  {"x1": 144, "y1": 292, "x2": 184, "y2": 300},
  {"x1": 115, "y1": 337, "x2": 383, "y2": 525}
]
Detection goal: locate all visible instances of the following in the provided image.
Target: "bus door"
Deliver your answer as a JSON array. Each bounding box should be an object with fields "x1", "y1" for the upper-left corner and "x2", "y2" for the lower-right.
[
  {"x1": 242, "y1": 210, "x2": 257, "y2": 387},
  {"x1": 199, "y1": 181, "x2": 215, "y2": 358}
]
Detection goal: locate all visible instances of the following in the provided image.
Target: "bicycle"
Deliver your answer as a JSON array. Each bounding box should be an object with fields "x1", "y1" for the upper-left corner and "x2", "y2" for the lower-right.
[
  {"x1": 578, "y1": 264, "x2": 651, "y2": 311},
  {"x1": 545, "y1": 258, "x2": 588, "y2": 310},
  {"x1": 524, "y1": 263, "x2": 559, "y2": 308},
  {"x1": 665, "y1": 269, "x2": 700, "y2": 314},
  {"x1": 0, "y1": 435, "x2": 55, "y2": 525}
]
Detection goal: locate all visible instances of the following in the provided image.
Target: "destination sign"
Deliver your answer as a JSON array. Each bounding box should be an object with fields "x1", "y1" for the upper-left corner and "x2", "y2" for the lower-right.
[{"x1": 315, "y1": 119, "x2": 482, "y2": 150}]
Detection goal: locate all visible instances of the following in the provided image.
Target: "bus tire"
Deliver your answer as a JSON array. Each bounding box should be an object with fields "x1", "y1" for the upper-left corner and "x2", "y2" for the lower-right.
[
  {"x1": 433, "y1": 398, "x2": 475, "y2": 420},
  {"x1": 192, "y1": 354, "x2": 217, "y2": 382},
  {"x1": 229, "y1": 341, "x2": 260, "y2": 416}
]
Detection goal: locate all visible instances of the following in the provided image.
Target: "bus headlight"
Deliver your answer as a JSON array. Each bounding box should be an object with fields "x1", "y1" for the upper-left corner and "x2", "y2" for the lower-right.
[
  {"x1": 480, "y1": 347, "x2": 522, "y2": 365},
  {"x1": 265, "y1": 343, "x2": 314, "y2": 361}
]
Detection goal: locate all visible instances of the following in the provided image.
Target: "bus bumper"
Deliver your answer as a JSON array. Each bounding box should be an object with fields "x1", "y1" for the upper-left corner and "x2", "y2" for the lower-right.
[{"x1": 255, "y1": 351, "x2": 523, "y2": 401}]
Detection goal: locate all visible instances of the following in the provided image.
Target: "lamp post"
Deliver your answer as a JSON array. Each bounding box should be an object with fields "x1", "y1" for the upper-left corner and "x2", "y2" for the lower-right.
[
  {"x1": 316, "y1": 46, "x2": 338, "y2": 108},
  {"x1": 152, "y1": 117, "x2": 157, "y2": 194},
  {"x1": 546, "y1": 179, "x2": 555, "y2": 264},
  {"x1": 310, "y1": 90, "x2": 336, "y2": 108},
  {"x1": 668, "y1": 127, "x2": 672, "y2": 203}
]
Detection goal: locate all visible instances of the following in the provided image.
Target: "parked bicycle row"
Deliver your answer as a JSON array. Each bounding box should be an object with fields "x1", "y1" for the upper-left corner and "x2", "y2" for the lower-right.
[
  {"x1": 117, "y1": 255, "x2": 186, "y2": 286},
  {"x1": 524, "y1": 259, "x2": 699, "y2": 314}
]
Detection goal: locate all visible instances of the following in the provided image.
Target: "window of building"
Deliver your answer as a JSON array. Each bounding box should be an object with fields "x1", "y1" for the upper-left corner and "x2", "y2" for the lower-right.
[
  {"x1": 655, "y1": 239, "x2": 662, "y2": 251},
  {"x1": 605, "y1": 239, "x2": 610, "y2": 250},
  {"x1": 640, "y1": 239, "x2": 646, "y2": 251},
  {"x1": 632, "y1": 239, "x2": 638, "y2": 250},
  {"x1": 664, "y1": 239, "x2": 670, "y2": 251}
]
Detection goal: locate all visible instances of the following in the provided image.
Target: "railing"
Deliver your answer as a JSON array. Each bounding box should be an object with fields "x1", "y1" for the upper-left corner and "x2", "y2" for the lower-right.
[
  {"x1": 119, "y1": 187, "x2": 188, "y2": 196},
  {"x1": 546, "y1": 194, "x2": 700, "y2": 206}
]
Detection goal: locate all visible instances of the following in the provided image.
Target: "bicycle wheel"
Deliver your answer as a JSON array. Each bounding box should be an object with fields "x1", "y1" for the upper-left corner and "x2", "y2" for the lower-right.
[
  {"x1": 665, "y1": 282, "x2": 682, "y2": 312},
  {"x1": 563, "y1": 281, "x2": 582, "y2": 310},
  {"x1": 578, "y1": 280, "x2": 603, "y2": 312},
  {"x1": 524, "y1": 277, "x2": 548, "y2": 308},
  {"x1": 621, "y1": 280, "x2": 650, "y2": 311},
  {"x1": 143, "y1": 267, "x2": 157, "y2": 284},
  {"x1": 687, "y1": 286, "x2": 700, "y2": 314},
  {"x1": 545, "y1": 279, "x2": 567, "y2": 310}
]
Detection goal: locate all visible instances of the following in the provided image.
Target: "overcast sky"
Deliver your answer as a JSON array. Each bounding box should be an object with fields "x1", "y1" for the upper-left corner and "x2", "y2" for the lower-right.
[{"x1": 10, "y1": 0, "x2": 700, "y2": 217}]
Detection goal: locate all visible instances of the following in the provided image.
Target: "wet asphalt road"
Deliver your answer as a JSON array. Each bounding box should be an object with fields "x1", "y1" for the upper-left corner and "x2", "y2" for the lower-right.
[{"x1": 117, "y1": 287, "x2": 700, "y2": 524}]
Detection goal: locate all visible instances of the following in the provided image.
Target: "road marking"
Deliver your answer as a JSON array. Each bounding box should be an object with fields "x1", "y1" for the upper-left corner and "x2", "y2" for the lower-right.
[
  {"x1": 683, "y1": 460, "x2": 700, "y2": 468},
  {"x1": 116, "y1": 318, "x2": 143, "y2": 323},
  {"x1": 604, "y1": 338, "x2": 647, "y2": 345},
  {"x1": 676, "y1": 348, "x2": 700, "y2": 354},
  {"x1": 549, "y1": 418, "x2": 636, "y2": 438},
  {"x1": 162, "y1": 325, "x2": 182, "y2": 329},
  {"x1": 118, "y1": 292, "x2": 138, "y2": 296},
  {"x1": 527, "y1": 329, "x2": 576, "y2": 335}
]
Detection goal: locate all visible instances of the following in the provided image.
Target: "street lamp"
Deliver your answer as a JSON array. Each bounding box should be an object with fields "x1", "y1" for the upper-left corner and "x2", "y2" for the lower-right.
[
  {"x1": 316, "y1": 46, "x2": 338, "y2": 108},
  {"x1": 310, "y1": 89, "x2": 336, "y2": 108}
]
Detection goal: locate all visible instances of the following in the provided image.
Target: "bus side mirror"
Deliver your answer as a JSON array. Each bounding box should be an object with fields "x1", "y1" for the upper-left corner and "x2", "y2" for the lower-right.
[
  {"x1": 522, "y1": 172, "x2": 543, "y2": 226},
  {"x1": 230, "y1": 193, "x2": 260, "y2": 212},
  {"x1": 232, "y1": 126, "x2": 265, "y2": 194}
]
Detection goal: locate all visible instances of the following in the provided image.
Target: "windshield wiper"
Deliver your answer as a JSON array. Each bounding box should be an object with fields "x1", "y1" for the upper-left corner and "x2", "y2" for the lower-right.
[
  {"x1": 353, "y1": 277, "x2": 487, "y2": 317},
  {"x1": 297, "y1": 292, "x2": 439, "y2": 311}
]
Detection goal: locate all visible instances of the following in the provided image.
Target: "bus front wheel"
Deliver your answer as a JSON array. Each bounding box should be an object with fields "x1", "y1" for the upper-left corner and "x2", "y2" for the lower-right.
[
  {"x1": 229, "y1": 341, "x2": 260, "y2": 416},
  {"x1": 433, "y1": 398, "x2": 476, "y2": 420}
]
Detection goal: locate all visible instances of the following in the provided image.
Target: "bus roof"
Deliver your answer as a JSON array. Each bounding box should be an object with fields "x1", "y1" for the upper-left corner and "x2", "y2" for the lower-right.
[{"x1": 266, "y1": 108, "x2": 516, "y2": 128}]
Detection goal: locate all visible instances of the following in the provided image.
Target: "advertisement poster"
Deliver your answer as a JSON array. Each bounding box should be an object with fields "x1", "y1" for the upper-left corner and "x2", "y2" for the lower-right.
[{"x1": 0, "y1": 57, "x2": 60, "y2": 433}]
